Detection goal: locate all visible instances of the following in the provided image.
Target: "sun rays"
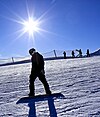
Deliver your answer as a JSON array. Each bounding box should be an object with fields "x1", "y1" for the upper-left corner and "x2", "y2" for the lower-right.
[{"x1": 1, "y1": 0, "x2": 58, "y2": 48}]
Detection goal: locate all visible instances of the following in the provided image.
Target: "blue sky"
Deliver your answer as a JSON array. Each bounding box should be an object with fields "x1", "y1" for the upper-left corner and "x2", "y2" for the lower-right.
[{"x1": 0, "y1": 0, "x2": 100, "y2": 58}]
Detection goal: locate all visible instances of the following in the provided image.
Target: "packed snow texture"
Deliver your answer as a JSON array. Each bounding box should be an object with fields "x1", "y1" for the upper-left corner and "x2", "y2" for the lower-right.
[{"x1": 0, "y1": 56, "x2": 100, "y2": 117}]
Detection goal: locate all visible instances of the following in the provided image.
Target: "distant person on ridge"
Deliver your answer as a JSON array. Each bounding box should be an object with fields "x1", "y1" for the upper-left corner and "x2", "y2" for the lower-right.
[
  {"x1": 29, "y1": 48, "x2": 51, "y2": 96},
  {"x1": 76, "y1": 49, "x2": 82, "y2": 57},
  {"x1": 86, "y1": 49, "x2": 90, "y2": 57},
  {"x1": 63, "y1": 51, "x2": 66, "y2": 59},
  {"x1": 79, "y1": 49, "x2": 82, "y2": 57},
  {"x1": 71, "y1": 50, "x2": 75, "y2": 58}
]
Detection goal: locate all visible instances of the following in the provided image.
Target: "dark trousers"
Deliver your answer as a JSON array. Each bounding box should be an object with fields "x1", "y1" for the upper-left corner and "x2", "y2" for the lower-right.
[{"x1": 29, "y1": 72, "x2": 51, "y2": 95}]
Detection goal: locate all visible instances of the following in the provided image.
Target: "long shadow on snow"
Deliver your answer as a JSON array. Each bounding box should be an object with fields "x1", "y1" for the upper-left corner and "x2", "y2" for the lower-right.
[{"x1": 16, "y1": 93, "x2": 65, "y2": 117}]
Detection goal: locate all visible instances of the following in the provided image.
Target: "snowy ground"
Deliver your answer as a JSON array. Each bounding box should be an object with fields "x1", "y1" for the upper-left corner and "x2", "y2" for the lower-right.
[{"x1": 0, "y1": 56, "x2": 100, "y2": 117}]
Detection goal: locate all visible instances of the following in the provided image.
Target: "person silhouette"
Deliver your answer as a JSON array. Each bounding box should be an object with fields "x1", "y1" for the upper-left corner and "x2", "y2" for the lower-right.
[
  {"x1": 86, "y1": 49, "x2": 90, "y2": 57},
  {"x1": 76, "y1": 49, "x2": 82, "y2": 57},
  {"x1": 79, "y1": 49, "x2": 82, "y2": 57},
  {"x1": 63, "y1": 51, "x2": 66, "y2": 59},
  {"x1": 72, "y1": 50, "x2": 75, "y2": 58},
  {"x1": 29, "y1": 48, "x2": 51, "y2": 96}
]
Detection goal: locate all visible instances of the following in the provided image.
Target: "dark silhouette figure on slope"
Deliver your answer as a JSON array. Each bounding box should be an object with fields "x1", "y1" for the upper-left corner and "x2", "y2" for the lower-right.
[
  {"x1": 63, "y1": 51, "x2": 66, "y2": 59},
  {"x1": 79, "y1": 49, "x2": 82, "y2": 57},
  {"x1": 72, "y1": 50, "x2": 75, "y2": 58},
  {"x1": 76, "y1": 49, "x2": 82, "y2": 57},
  {"x1": 29, "y1": 48, "x2": 51, "y2": 96},
  {"x1": 86, "y1": 49, "x2": 90, "y2": 57}
]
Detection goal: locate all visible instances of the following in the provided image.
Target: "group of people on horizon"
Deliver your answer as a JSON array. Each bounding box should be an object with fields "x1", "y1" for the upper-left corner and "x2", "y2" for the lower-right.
[{"x1": 63, "y1": 49, "x2": 90, "y2": 59}]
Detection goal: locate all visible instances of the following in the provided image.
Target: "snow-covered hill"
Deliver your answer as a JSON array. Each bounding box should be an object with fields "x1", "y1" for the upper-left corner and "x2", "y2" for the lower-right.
[
  {"x1": 0, "y1": 56, "x2": 100, "y2": 117},
  {"x1": 90, "y1": 49, "x2": 100, "y2": 56}
]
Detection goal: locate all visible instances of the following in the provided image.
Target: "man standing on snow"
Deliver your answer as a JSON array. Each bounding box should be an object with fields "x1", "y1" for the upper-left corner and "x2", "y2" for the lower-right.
[
  {"x1": 86, "y1": 49, "x2": 90, "y2": 57},
  {"x1": 29, "y1": 48, "x2": 51, "y2": 96},
  {"x1": 63, "y1": 51, "x2": 66, "y2": 59}
]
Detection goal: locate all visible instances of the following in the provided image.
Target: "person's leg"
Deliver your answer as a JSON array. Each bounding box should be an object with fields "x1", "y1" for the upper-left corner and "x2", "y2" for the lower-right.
[
  {"x1": 29, "y1": 74, "x2": 36, "y2": 96},
  {"x1": 38, "y1": 73, "x2": 51, "y2": 94}
]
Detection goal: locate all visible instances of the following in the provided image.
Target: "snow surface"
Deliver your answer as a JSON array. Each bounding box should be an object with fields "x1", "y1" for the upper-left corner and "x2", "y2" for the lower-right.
[{"x1": 0, "y1": 56, "x2": 100, "y2": 117}]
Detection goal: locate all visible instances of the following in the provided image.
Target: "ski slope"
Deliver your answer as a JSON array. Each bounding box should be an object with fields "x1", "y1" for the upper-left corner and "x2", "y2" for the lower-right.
[{"x1": 0, "y1": 56, "x2": 100, "y2": 117}]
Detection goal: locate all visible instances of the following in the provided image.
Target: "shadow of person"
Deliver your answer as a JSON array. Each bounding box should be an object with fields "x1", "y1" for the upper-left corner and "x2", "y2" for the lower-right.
[
  {"x1": 28, "y1": 101, "x2": 36, "y2": 117},
  {"x1": 27, "y1": 97, "x2": 57, "y2": 117},
  {"x1": 16, "y1": 93, "x2": 65, "y2": 117},
  {"x1": 48, "y1": 97, "x2": 57, "y2": 117}
]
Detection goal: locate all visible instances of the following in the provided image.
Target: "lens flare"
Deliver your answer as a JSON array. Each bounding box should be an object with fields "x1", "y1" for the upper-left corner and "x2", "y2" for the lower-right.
[
  {"x1": 23, "y1": 17, "x2": 40, "y2": 37},
  {"x1": 2, "y1": 1, "x2": 58, "y2": 48}
]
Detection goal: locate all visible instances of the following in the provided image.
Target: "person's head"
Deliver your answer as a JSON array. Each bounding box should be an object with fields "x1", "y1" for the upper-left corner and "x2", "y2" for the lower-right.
[{"x1": 29, "y1": 48, "x2": 36, "y2": 55}]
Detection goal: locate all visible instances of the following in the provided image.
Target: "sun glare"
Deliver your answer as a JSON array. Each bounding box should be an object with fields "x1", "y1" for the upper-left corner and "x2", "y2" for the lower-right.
[
  {"x1": 5, "y1": 2, "x2": 57, "y2": 43},
  {"x1": 23, "y1": 17, "x2": 40, "y2": 36}
]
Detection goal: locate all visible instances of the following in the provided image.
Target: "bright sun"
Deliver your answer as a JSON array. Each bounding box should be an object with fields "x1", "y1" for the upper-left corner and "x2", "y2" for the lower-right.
[
  {"x1": 23, "y1": 17, "x2": 40, "y2": 36},
  {"x1": 7, "y1": 4, "x2": 55, "y2": 42}
]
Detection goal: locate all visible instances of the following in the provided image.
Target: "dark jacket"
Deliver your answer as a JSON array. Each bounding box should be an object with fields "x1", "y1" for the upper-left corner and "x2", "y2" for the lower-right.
[{"x1": 31, "y1": 52, "x2": 44, "y2": 73}]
